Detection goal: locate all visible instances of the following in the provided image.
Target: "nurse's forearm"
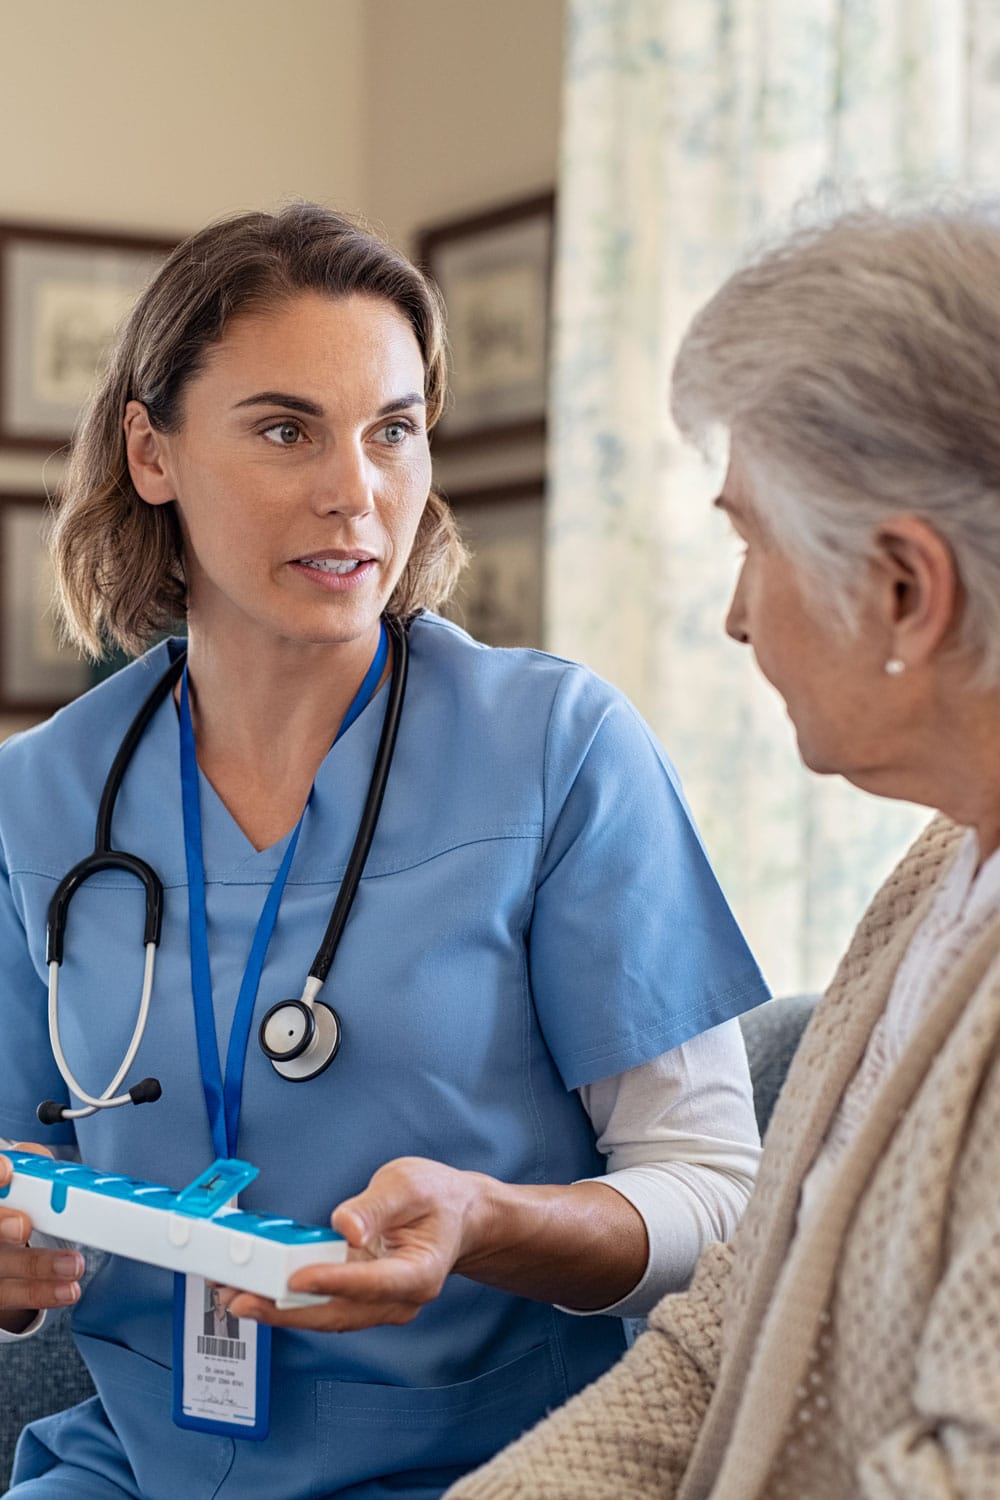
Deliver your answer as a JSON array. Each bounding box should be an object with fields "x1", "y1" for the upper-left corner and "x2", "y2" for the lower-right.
[
  {"x1": 455, "y1": 1175, "x2": 649, "y2": 1310},
  {"x1": 234, "y1": 1158, "x2": 650, "y2": 1332}
]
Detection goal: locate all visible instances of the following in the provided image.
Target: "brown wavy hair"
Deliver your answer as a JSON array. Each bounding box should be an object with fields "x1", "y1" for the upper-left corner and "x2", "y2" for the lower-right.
[{"x1": 53, "y1": 202, "x2": 466, "y2": 658}]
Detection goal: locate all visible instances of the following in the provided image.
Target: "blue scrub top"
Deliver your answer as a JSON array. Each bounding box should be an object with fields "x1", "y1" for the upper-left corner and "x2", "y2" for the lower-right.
[{"x1": 0, "y1": 614, "x2": 768, "y2": 1500}]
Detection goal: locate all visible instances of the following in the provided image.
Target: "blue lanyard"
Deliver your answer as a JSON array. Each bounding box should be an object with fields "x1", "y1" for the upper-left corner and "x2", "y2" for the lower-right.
[{"x1": 178, "y1": 623, "x2": 389, "y2": 1158}]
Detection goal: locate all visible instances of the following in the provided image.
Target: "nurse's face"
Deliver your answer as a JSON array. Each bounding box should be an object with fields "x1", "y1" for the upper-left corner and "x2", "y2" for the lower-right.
[{"x1": 128, "y1": 291, "x2": 431, "y2": 654}]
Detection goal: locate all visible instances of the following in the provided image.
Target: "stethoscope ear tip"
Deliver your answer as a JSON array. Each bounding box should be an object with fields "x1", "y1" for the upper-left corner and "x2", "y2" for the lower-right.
[{"x1": 129, "y1": 1078, "x2": 162, "y2": 1105}]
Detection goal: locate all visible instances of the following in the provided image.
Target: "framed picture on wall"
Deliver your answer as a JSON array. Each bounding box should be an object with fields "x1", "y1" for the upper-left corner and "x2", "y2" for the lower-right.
[
  {"x1": 0, "y1": 221, "x2": 175, "y2": 450},
  {"x1": 0, "y1": 494, "x2": 90, "y2": 713},
  {"x1": 417, "y1": 192, "x2": 555, "y2": 448},
  {"x1": 442, "y1": 479, "x2": 545, "y2": 648}
]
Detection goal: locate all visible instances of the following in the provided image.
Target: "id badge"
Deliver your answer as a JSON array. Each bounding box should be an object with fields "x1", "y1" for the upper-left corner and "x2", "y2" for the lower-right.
[{"x1": 172, "y1": 1271, "x2": 271, "y2": 1439}]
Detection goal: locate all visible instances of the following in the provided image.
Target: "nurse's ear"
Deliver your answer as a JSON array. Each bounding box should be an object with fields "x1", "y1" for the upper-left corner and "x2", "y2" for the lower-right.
[{"x1": 123, "y1": 400, "x2": 176, "y2": 507}]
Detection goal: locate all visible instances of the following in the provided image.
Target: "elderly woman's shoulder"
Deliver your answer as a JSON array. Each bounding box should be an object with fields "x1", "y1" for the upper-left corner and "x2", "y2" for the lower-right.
[
  {"x1": 804, "y1": 815, "x2": 970, "y2": 1013},
  {"x1": 879, "y1": 814, "x2": 968, "y2": 906}
]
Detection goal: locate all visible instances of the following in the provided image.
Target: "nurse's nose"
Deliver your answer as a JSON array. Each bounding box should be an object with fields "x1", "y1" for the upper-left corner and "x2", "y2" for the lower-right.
[{"x1": 312, "y1": 441, "x2": 375, "y2": 520}]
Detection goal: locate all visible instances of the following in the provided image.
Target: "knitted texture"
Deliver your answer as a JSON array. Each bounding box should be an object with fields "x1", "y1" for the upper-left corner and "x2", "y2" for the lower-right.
[
  {"x1": 444, "y1": 1240, "x2": 734, "y2": 1499},
  {"x1": 448, "y1": 818, "x2": 1000, "y2": 1499}
]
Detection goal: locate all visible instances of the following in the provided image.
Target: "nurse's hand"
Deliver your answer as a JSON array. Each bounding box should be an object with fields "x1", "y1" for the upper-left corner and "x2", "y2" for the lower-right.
[
  {"x1": 224, "y1": 1154, "x2": 648, "y2": 1330},
  {"x1": 224, "y1": 1156, "x2": 487, "y2": 1332},
  {"x1": 0, "y1": 1143, "x2": 86, "y2": 1335}
]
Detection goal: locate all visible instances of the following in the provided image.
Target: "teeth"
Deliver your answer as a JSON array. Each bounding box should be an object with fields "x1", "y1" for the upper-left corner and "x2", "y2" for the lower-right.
[{"x1": 301, "y1": 558, "x2": 363, "y2": 574}]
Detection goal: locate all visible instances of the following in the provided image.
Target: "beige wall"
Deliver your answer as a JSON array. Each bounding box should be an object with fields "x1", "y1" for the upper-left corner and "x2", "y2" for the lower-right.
[
  {"x1": 362, "y1": 0, "x2": 564, "y2": 248},
  {"x1": 0, "y1": 0, "x2": 564, "y2": 253},
  {"x1": 0, "y1": 0, "x2": 366, "y2": 231}
]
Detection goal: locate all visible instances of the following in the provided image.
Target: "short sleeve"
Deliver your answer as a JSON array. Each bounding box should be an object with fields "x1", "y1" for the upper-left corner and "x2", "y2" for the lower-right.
[
  {"x1": 0, "y1": 841, "x2": 75, "y2": 1146},
  {"x1": 528, "y1": 670, "x2": 769, "y2": 1091}
]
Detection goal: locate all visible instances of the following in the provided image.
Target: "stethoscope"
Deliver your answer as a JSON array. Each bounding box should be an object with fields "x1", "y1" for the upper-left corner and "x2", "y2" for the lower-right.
[{"x1": 37, "y1": 614, "x2": 409, "y2": 1126}]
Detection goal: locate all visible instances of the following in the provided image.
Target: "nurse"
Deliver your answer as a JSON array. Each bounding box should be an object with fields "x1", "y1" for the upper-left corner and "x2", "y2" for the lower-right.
[{"x1": 0, "y1": 203, "x2": 767, "y2": 1499}]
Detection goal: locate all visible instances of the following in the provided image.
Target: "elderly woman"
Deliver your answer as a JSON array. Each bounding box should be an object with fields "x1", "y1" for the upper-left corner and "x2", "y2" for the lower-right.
[{"x1": 447, "y1": 202, "x2": 1000, "y2": 1499}]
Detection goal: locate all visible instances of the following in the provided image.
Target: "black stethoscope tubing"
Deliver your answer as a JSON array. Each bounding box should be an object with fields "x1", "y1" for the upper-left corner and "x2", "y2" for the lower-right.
[
  {"x1": 47, "y1": 650, "x2": 185, "y2": 966},
  {"x1": 39, "y1": 614, "x2": 409, "y2": 1121},
  {"x1": 308, "y1": 613, "x2": 408, "y2": 986}
]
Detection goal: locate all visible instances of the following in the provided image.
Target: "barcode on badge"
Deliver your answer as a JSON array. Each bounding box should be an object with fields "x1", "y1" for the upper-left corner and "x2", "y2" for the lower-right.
[{"x1": 197, "y1": 1335, "x2": 247, "y2": 1360}]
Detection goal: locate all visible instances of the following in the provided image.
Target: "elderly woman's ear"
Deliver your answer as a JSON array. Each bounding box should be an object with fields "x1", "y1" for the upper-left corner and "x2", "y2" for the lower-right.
[{"x1": 872, "y1": 514, "x2": 960, "y2": 673}]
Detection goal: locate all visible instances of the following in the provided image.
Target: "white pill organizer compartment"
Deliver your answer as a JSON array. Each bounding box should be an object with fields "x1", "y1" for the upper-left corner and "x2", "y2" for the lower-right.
[{"x1": 0, "y1": 1151, "x2": 346, "y2": 1307}]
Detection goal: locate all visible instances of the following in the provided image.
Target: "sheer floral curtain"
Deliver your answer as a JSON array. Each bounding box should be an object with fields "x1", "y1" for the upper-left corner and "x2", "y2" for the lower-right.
[{"x1": 548, "y1": 0, "x2": 1000, "y2": 995}]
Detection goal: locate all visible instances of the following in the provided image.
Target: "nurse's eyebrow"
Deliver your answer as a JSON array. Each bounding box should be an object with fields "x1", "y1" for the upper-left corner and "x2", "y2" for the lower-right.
[
  {"x1": 233, "y1": 391, "x2": 324, "y2": 416},
  {"x1": 231, "y1": 392, "x2": 427, "y2": 417},
  {"x1": 378, "y1": 393, "x2": 427, "y2": 414}
]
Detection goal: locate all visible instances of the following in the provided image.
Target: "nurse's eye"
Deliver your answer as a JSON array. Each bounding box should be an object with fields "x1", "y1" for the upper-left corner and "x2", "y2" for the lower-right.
[
  {"x1": 261, "y1": 420, "x2": 306, "y2": 446},
  {"x1": 375, "y1": 419, "x2": 417, "y2": 446}
]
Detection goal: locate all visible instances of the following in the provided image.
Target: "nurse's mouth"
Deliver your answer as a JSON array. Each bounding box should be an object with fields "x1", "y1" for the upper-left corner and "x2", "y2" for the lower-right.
[{"x1": 290, "y1": 552, "x2": 376, "y2": 589}]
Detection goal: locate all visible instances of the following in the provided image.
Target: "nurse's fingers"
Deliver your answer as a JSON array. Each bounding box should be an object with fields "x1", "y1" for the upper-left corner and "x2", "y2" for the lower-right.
[
  {"x1": 332, "y1": 1156, "x2": 477, "y2": 1255},
  {"x1": 0, "y1": 1148, "x2": 83, "y2": 1320},
  {"x1": 286, "y1": 1252, "x2": 443, "y2": 1304},
  {"x1": 0, "y1": 1207, "x2": 31, "y2": 1242},
  {"x1": 0, "y1": 1243, "x2": 84, "y2": 1280},
  {"x1": 0, "y1": 1140, "x2": 53, "y2": 1190},
  {"x1": 0, "y1": 1277, "x2": 82, "y2": 1311},
  {"x1": 223, "y1": 1290, "x2": 424, "y2": 1333},
  {"x1": 0, "y1": 1246, "x2": 85, "y2": 1310},
  {"x1": 226, "y1": 1249, "x2": 448, "y2": 1331}
]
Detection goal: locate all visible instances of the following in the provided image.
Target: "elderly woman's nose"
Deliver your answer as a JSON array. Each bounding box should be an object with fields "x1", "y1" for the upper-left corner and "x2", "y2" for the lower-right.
[{"x1": 725, "y1": 589, "x2": 750, "y2": 644}]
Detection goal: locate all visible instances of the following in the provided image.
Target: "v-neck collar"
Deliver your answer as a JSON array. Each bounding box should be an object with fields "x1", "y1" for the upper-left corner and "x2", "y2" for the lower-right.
[{"x1": 134, "y1": 640, "x2": 393, "y2": 883}]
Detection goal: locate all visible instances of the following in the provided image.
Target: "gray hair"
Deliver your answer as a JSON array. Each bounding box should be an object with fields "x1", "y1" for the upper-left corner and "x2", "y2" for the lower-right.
[{"x1": 670, "y1": 202, "x2": 1000, "y2": 686}]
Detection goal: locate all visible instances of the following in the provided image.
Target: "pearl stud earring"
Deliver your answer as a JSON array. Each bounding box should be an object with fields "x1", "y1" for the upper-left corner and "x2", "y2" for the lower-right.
[{"x1": 884, "y1": 658, "x2": 906, "y2": 676}]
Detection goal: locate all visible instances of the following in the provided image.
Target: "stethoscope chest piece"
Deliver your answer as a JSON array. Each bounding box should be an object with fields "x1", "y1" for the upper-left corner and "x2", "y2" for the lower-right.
[{"x1": 259, "y1": 998, "x2": 341, "y2": 1081}]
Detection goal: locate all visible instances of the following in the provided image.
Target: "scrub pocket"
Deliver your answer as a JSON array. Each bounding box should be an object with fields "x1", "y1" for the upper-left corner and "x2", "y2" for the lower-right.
[{"x1": 313, "y1": 1341, "x2": 567, "y2": 1493}]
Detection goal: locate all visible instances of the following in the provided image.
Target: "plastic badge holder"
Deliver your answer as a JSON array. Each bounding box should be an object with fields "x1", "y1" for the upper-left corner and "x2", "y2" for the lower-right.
[{"x1": 0, "y1": 1151, "x2": 346, "y2": 1308}]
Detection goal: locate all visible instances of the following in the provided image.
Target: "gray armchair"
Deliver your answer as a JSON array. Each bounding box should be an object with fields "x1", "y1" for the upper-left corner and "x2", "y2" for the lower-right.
[
  {"x1": 739, "y1": 993, "x2": 818, "y2": 1137},
  {"x1": 0, "y1": 994, "x2": 816, "y2": 1492},
  {"x1": 0, "y1": 1303, "x2": 96, "y2": 1492}
]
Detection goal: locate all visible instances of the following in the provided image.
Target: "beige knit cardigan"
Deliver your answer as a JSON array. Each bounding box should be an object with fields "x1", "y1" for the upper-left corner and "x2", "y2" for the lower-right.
[{"x1": 447, "y1": 817, "x2": 1000, "y2": 1499}]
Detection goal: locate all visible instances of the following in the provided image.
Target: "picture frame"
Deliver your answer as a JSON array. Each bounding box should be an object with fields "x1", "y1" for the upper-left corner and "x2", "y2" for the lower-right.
[
  {"x1": 0, "y1": 493, "x2": 91, "y2": 714},
  {"x1": 0, "y1": 221, "x2": 175, "y2": 450},
  {"x1": 416, "y1": 191, "x2": 555, "y2": 448},
  {"x1": 442, "y1": 479, "x2": 545, "y2": 649}
]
